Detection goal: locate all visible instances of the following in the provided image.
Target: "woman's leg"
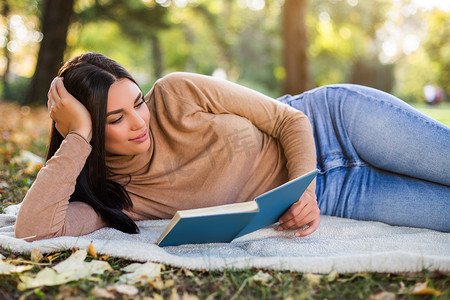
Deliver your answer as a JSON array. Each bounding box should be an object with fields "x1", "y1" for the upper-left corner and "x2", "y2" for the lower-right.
[{"x1": 279, "y1": 85, "x2": 450, "y2": 231}]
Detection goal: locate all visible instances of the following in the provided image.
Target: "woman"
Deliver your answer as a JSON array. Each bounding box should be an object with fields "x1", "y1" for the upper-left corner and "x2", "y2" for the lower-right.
[{"x1": 15, "y1": 53, "x2": 450, "y2": 241}]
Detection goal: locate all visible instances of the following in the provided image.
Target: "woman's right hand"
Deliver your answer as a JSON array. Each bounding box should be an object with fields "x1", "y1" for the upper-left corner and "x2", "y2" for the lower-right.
[{"x1": 47, "y1": 77, "x2": 92, "y2": 142}]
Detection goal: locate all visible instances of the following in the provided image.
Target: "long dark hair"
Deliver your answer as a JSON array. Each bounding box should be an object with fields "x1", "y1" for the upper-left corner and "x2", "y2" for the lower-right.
[{"x1": 47, "y1": 52, "x2": 139, "y2": 234}]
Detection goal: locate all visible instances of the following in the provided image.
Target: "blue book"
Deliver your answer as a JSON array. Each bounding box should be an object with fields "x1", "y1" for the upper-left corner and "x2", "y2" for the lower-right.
[{"x1": 157, "y1": 169, "x2": 319, "y2": 247}]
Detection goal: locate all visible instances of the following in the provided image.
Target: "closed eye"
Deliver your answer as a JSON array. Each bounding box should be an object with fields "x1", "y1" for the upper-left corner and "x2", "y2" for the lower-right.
[
  {"x1": 134, "y1": 98, "x2": 146, "y2": 108},
  {"x1": 108, "y1": 116, "x2": 122, "y2": 124}
]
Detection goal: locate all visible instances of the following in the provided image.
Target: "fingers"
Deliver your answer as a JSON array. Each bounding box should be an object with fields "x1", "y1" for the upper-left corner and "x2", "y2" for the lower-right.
[
  {"x1": 277, "y1": 192, "x2": 321, "y2": 237},
  {"x1": 47, "y1": 77, "x2": 61, "y2": 114},
  {"x1": 278, "y1": 194, "x2": 319, "y2": 229},
  {"x1": 295, "y1": 217, "x2": 320, "y2": 237}
]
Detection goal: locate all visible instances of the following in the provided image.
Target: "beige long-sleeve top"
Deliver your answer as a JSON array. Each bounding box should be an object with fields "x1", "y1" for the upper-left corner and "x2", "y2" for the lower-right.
[{"x1": 15, "y1": 72, "x2": 316, "y2": 241}]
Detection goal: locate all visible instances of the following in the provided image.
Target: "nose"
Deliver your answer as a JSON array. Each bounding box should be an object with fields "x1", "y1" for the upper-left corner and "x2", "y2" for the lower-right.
[{"x1": 130, "y1": 110, "x2": 146, "y2": 130}]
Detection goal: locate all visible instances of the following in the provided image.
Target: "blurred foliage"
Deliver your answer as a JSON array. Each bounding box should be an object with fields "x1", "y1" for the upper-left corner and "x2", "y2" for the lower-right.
[
  {"x1": 423, "y1": 9, "x2": 450, "y2": 96},
  {"x1": 0, "y1": 0, "x2": 449, "y2": 102}
]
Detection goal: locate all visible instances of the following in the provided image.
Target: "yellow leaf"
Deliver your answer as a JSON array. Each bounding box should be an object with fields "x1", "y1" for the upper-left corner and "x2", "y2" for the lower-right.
[
  {"x1": 369, "y1": 291, "x2": 396, "y2": 300},
  {"x1": 183, "y1": 269, "x2": 194, "y2": 277},
  {"x1": 18, "y1": 268, "x2": 72, "y2": 290},
  {"x1": 119, "y1": 262, "x2": 162, "y2": 284},
  {"x1": 107, "y1": 284, "x2": 139, "y2": 296},
  {"x1": 411, "y1": 281, "x2": 443, "y2": 296},
  {"x1": 251, "y1": 271, "x2": 272, "y2": 284},
  {"x1": 0, "y1": 262, "x2": 33, "y2": 275},
  {"x1": 152, "y1": 293, "x2": 165, "y2": 300},
  {"x1": 18, "y1": 249, "x2": 112, "y2": 290},
  {"x1": 170, "y1": 288, "x2": 180, "y2": 300},
  {"x1": 165, "y1": 279, "x2": 175, "y2": 288},
  {"x1": 304, "y1": 273, "x2": 321, "y2": 287},
  {"x1": 326, "y1": 270, "x2": 339, "y2": 282},
  {"x1": 88, "y1": 242, "x2": 97, "y2": 258},
  {"x1": 91, "y1": 287, "x2": 115, "y2": 299},
  {"x1": 31, "y1": 247, "x2": 43, "y2": 263},
  {"x1": 149, "y1": 279, "x2": 165, "y2": 290}
]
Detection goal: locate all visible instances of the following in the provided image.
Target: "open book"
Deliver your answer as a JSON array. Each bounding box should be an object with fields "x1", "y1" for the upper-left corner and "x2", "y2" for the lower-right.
[{"x1": 157, "y1": 169, "x2": 319, "y2": 247}]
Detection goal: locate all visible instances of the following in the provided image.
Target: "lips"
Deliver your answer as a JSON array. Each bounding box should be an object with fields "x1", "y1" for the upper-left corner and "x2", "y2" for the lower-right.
[{"x1": 129, "y1": 129, "x2": 149, "y2": 143}]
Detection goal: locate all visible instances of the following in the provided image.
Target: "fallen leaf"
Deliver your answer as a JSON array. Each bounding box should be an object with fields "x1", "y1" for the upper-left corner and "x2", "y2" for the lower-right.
[
  {"x1": 119, "y1": 262, "x2": 162, "y2": 284},
  {"x1": 170, "y1": 288, "x2": 180, "y2": 300},
  {"x1": 18, "y1": 267, "x2": 71, "y2": 290},
  {"x1": 107, "y1": 284, "x2": 139, "y2": 296},
  {"x1": 251, "y1": 271, "x2": 272, "y2": 284},
  {"x1": 152, "y1": 293, "x2": 165, "y2": 300},
  {"x1": 326, "y1": 270, "x2": 338, "y2": 282},
  {"x1": 183, "y1": 269, "x2": 194, "y2": 277},
  {"x1": 149, "y1": 279, "x2": 165, "y2": 290},
  {"x1": 304, "y1": 273, "x2": 321, "y2": 287},
  {"x1": 88, "y1": 242, "x2": 97, "y2": 258},
  {"x1": 18, "y1": 249, "x2": 112, "y2": 290},
  {"x1": 91, "y1": 287, "x2": 116, "y2": 299},
  {"x1": 0, "y1": 261, "x2": 33, "y2": 275},
  {"x1": 411, "y1": 281, "x2": 443, "y2": 296},
  {"x1": 369, "y1": 291, "x2": 396, "y2": 300},
  {"x1": 181, "y1": 292, "x2": 200, "y2": 300},
  {"x1": 31, "y1": 247, "x2": 43, "y2": 263}
]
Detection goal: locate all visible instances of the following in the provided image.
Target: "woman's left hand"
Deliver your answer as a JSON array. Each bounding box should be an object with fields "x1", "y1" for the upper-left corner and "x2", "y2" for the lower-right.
[{"x1": 277, "y1": 192, "x2": 320, "y2": 237}]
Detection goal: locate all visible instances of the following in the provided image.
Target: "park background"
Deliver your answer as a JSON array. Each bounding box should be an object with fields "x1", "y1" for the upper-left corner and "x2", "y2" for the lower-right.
[
  {"x1": 0, "y1": 0, "x2": 449, "y2": 299},
  {"x1": 0, "y1": 0, "x2": 449, "y2": 105}
]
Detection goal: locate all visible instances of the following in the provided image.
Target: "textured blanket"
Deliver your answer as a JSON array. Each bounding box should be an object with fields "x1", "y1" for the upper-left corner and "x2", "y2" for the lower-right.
[{"x1": 1, "y1": 205, "x2": 449, "y2": 274}]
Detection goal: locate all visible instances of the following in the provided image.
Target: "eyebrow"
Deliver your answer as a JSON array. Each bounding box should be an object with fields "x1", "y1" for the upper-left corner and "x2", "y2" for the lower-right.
[{"x1": 106, "y1": 92, "x2": 143, "y2": 117}]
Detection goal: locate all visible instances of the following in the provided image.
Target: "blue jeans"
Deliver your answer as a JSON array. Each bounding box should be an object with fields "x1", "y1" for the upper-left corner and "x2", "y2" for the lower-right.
[{"x1": 278, "y1": 84, "x2": 450, "y2": 232}]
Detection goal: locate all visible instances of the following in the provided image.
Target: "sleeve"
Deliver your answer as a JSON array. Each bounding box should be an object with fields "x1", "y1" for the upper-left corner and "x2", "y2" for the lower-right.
[
  {"x1": 14, "y1": 132, "x2": 107, "y2": 241},
  {"x1": 149, "y1": 72, "x2": 317, "y2": 198}
]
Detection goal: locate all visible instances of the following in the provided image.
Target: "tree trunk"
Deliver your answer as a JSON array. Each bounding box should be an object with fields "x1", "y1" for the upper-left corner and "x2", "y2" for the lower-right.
[
  {"x1": 282, "y1": 0, "x2": 310, "y2": 95},
  {"x1": 25, "y1": 0, "x2": 74, "y2": 105},
  {"x1": 150, "y1": 34, "x2": 163, "y2": 79},
  {"x1": 1, "y1": 0, "x2": 10, "y2": 100}
]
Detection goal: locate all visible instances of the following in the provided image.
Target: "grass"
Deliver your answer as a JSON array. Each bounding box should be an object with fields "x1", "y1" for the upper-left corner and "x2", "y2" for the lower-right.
[{"x1": 0, "y1": 101, "x2": 449, "y2": 299}]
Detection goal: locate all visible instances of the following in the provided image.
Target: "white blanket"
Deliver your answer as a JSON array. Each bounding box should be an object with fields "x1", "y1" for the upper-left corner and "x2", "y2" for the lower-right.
[{"x1": 1, "y1": 205, "x2": 449, "y2": 274}]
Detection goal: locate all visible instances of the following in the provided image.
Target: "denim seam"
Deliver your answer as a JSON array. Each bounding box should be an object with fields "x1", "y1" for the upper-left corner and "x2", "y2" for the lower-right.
[{"x1": 325, "y1": 85, "x2": 448, "y2": 132}]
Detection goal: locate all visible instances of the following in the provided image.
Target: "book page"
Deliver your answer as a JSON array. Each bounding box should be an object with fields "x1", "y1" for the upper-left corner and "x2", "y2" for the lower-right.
[{"x1": 178, "y1": 201, "x2": 258, "y2": 218}]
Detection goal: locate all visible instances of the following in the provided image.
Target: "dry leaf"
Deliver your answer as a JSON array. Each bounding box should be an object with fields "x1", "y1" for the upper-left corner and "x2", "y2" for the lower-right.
[
  {"x1": 165, "y1": 279, "x2": 175, "y2": 288},
  {"x1": 30, "y1": 247, "x2": 43, "y2": 263},
  {"x1": 18, "y1": 268, "x2": 72, "y2": 290},
  {"x1": 304, "y1": 273, "x2": 321, "y2": 287},
  {"x1": 88, "y1": 242, "x2": 97, "y2": 258},
  {"x1": 251, "y1": 271, "x2": 272, "y2": 284},
  {"x1": 0, "y1": 261, "x2": 33, "y2": 275},
  {"x1": 183, "y1": 269, "x2": 194, "y2": 277},
  {"x1": 107, "y1": 284, "x2": 139, "y2": 296},
  {"x1": 369, "y1": 291, "x2": 396, "y2": 300},
  {"x1": 149, "y1": 279, "x2": 165, "y2": 290},
  {"x1": 91, "y1": 287, "x2": 115, "y2": 299},
  {"x1": 181, "y1": 293, "x2": 200, "y2": 300},
  {"x1": 411, "y1": 281, "x2": 443, "y2": 296},
  {"x1": 119, "y1": 262, "x2": 162, "y2": 284},
  {"x1": 170, "y1": 288, "x2": 180, "y2": 300},
  {"x1": 326, "y1": 270, "x2": 338, "y2": 282},
  {"x1": 18, "y1": 249, "x2": 112, "y2": 290},
  {"x1": 152, "y1": 293, "x2": 165, "y2": 300}
]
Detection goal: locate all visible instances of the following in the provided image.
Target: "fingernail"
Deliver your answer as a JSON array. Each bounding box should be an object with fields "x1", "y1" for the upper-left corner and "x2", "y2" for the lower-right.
[
  {"x1": 278, "y1": 226, "x2": 283, "y2": 231},
  {"x1": 295, "y1": 232, "x2": 301, "y2": 237}
]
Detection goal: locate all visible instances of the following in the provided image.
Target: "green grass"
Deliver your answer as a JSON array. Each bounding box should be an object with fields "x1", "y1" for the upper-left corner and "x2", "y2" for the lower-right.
[
  {"x1": 413, "y1": 103, "x2": 450, "y2": 126},
  {"x1": 0, "y1": 102, "x2": 449, "y2": 299}
]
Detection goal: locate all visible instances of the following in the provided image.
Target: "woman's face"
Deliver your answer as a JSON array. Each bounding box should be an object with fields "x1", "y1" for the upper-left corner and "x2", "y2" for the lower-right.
[{"x1": 105, "y1": 78, "x2": 151, "y2": 155}]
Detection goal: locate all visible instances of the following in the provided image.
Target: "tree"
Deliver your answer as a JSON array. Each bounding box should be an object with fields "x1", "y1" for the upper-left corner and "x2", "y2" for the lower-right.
[
  {"x1": 75, "y1": 0, "x2": 168, "y2": 79},
  {"x1": 25, "y1": 0, "x2": 74, "y2": 105},
  {"x1": 282, "y1": 0, "x2": 310, "y2": 95}
]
